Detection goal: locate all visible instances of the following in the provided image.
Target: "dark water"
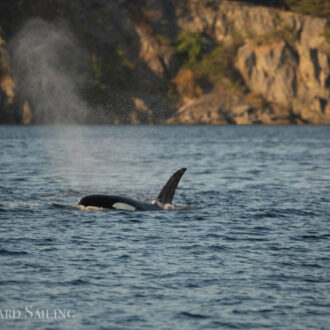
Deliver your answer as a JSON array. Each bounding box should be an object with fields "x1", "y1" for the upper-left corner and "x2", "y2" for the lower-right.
[{"x1": 0, "y1": 125, "x2": 329, "y2": 329}]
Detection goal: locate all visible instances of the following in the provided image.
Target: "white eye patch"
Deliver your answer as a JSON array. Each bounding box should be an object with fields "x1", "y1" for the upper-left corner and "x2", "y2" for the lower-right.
[{"x1": 112, "y1": 202, "x2": 136, "y2": 211}]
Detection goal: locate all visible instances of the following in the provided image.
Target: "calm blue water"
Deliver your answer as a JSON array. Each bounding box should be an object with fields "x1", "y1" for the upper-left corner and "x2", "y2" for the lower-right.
[{"x1": 0, "y1": 125, "x2": 329, "y2": 329}]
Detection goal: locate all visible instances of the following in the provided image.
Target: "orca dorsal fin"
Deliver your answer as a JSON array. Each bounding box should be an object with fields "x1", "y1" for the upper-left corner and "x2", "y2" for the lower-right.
[{"x1": 157, "y1": 168, "x2": 186, "y2": 204}]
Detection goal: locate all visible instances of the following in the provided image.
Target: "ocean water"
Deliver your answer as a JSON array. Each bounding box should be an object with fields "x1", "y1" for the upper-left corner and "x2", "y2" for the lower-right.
[{"x1": 0, "y1": 125, "x2": 329, "y2": 329}]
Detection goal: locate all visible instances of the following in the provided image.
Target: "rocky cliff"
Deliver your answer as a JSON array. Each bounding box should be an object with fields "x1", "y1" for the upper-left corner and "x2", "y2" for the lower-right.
[
  {"x1": 0, "y1": 0, "x2": 329, "y2": 124},
  {"x1": 170, "y1": 1, "x2": 330, "y2": 124}
]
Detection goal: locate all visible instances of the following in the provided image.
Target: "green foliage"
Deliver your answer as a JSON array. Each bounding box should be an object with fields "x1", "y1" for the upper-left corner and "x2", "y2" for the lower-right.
[
  {"x1": 284, "y1": 0, "x2": 330, "y2": 19},
  {"x1": 231, "y1": 0, "x2": 330, "y2": 19},
  {"x1": 176, "y1": 30, "x2": 203, "y2": 65},
  {"x1": 247, "y1": 92, "x2": 270, "y2": 109},
  {"x1": 232, "y1": 30, "x2": 245, "y2": 46},
  {"x1": 189, "y1": 45, "x2": 230, "y2": 83},
  {"x1": 183, "y1": 42, "x2": 244, "y2": 91},
  {"x1": 322, "y1": 25, "x2": 330, "y2": 44},
  {"x1": 174, "y1": 27, "x2": 245, "y2": 93},
  {"x1": 251, "y1": 17, "x2": 296, "y2": 46},
  {"x1": 254, "y1": 27, "x2": 294, "y2": 46},
  {"x1": 237, "y1": 0, "x2": 287, "y2": 8},
  {"x1": 166, "y1": 82, "x2": 179, "y2": 103},
  {"x1": 156, "y1": 34, "x2": 171, "y2": 46},
  {"x1": 281, "y1": 24, "x2": 296, "y2": 44},
  {"x1": 246, "y1": 11, "x2": 296, "y2": 46},
  {"x1": 91, "y1": 47, "x2": 133, "y2": 90},
  {"x1": 229, "y1": 80, "x2": 247, "y2": 93}
]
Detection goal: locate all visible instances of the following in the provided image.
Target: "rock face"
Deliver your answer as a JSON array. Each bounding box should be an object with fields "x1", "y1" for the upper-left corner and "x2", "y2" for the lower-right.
[
  {"x1": 235, "y1": 16, "x2": 330, "y2": 124},
  {"x1": 0, "y1": 0, "x2": 329, "y2": 124},
  {"x1": 0, "y1": 35, "x2": 17, "y2": 123},
  {"x1": 172, "y1": 1, "x2": 330, "y2": 124}
]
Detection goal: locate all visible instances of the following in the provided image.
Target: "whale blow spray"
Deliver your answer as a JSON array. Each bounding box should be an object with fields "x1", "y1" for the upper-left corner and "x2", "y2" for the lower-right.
[
  {"x1": 9, "y1": 18, "x2": 103, "y2": 190},
  {"x1": 10, "y1": 17, "x2": 89, "y2": 123}
]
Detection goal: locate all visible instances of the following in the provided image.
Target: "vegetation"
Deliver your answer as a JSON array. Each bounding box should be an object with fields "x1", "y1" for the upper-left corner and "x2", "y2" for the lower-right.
[
  {"x1": 91, "y1": 47, "x2": 133, "y2": 91},
  {"x1": 189, "y1": 45, "x2": 236, "y2": 84},
  {"x1": 284, "y1": 0, "x2": 330, "y2": 19},
  {"x1": 156, "y1": 34, "x2": 172, "y2": 47},
  {"x1": 232, "y1": 0, "x2": 330, "y2": 20},
  {"x1": 173, "y1": 28, "x2": 245, "y2": 99},
  {"x1": 251, "y1": 23, "x2": 296, "y2": 46},
  {"x1": 175, "y1": 30, "x2": 203, "y2": 65},
  {"x1": 247, "y1": 92, "x2": 271, "y2": 109},
  {"x1": 322, "y1": 25, "x2": 330, "y2": 44}
]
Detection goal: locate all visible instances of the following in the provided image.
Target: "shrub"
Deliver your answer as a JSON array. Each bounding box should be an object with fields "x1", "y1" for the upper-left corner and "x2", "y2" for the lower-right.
[
  {"x1": 189, "y1": 43, "x2": 243, "y2": 89},
  {"x1": 190, "y1": 45, "x2": 230, "y2": 82},
  {"x1": 284, "y1": 0, "x2": 330, "y2": 19},
  {"x1": 91, "y1": 47, "x2": 133, "y2": 89},
  {"x1": 322, "y1": 25, "x2": 330, "y2": 44},
  {"x1": 176, "y1": 30, "x2": 203, "y2": 65},
  {"x1": 233, "y1": 0, "x2": 330, "y2": 19},
  {"x1": 174, "y1": 29, "x2": 245, "y2": 96}
]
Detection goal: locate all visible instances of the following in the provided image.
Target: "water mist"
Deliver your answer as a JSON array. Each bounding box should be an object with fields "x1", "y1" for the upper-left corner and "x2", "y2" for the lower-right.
[
  {"x1": 9, "y1": 18, "x2": 103, "y2": 193},
  {"x1": 10, "y1": 17, "x2": 90, "y2": 123}
]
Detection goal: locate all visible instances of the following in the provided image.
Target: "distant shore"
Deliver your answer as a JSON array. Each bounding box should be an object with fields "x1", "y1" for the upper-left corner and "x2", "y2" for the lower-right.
[{"x1": 1, "y1": 1, "x2": 329, "y2": 125}]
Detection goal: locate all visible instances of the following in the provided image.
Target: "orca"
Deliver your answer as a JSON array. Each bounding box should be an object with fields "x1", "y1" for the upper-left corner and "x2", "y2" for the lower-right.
[{"x1": 79, "y1": 168, "x2": 187, "y2": 211}]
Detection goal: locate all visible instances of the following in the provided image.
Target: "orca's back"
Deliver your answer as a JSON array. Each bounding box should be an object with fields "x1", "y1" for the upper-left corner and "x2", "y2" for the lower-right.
[
  {"x1": 79, "y1": 194, "x2": 118, "y2": 208},
  {"x1": 79, "y1": 194, "x2": 161, "y2": 211}
]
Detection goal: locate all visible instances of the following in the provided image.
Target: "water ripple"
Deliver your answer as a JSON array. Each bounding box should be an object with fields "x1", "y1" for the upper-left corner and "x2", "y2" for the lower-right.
[{"x1": 0, "y1": 126, "x2": 329, "y2": 329}]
